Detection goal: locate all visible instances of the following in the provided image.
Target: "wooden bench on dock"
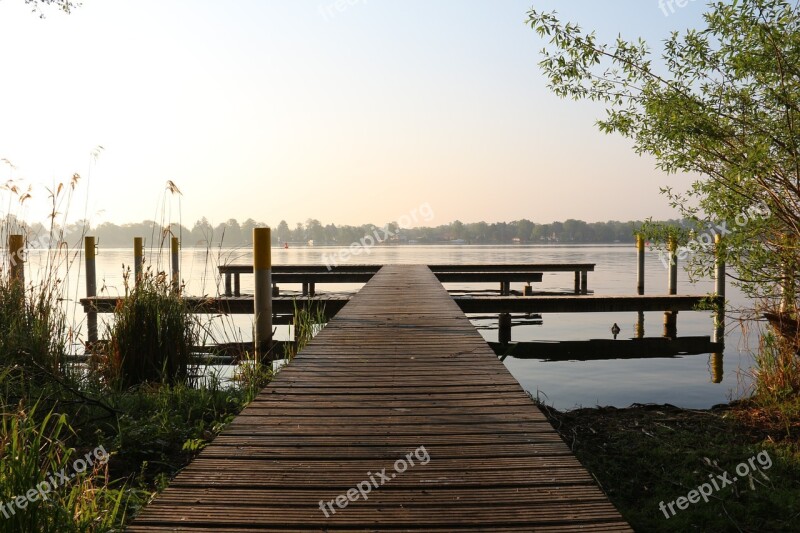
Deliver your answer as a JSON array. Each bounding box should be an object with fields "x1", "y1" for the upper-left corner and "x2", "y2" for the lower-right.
[{"x1": 128, "y1": 265, "x2": 631, "y2": 531}]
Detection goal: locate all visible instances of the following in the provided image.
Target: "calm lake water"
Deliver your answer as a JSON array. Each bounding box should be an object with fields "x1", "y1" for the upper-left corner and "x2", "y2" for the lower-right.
[{"x1": 24, "y1": 244, "x2": 758, "y2": 410}]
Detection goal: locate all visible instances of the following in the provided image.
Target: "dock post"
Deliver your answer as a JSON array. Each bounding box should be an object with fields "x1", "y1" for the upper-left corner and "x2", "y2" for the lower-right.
[
  {"x1": 225, "y1": 273, "x2": 232, "y2": 297},
  {"x1": 85, "y1": 236, "x2": 98, "y2": 345},
  {"x1": 580, "y1": 270, "x2": 588, "y2": 294},
  {"x1": 663, "y1": 311, "x2": 678, "y2": 338},
  {"x1": 636, "y1": 234, "x2": 645, "y2": 295},
  {"x1": 711, "y1": 235, "x2": 725, "y2": 385},
  {"x1": 500, "y1": 281, "x2": 510, "y2": 296},
  {"x1": 574, "y1": 271, "x2": 580, "y2": 294},
  {"x1": 713, "y1": 234, "x2": 726, "y2": 346},
  {"x1": 498, "y1": 313, "x2": 511, "y2": 345},
  {"x1": 234, "y1": 273, "x2": 240, "y2": 297},
  {"x1": 710, "y1": 352, "x2": 723, "y2": 383},
  {"x1": 8, "y1": 234, "x2": 24, "y2": 286},
  {"x1": 664, "y1": 237, "x2": 678, "y2": 337},
  {"x1": 667, "y1": 237, "x2": 678, "y2": 295},
  {"x1": 171, "y1": 237, "x2": 180, "y2": 293},
  {"x1": 254, "y1": 227, "x2": 273, "y2": 360},
  {"x1": 635, "y1": 311, "x2": 644, "y2": 339},
  {"x1": 134, "y1": 237, "x2": 143, "y2": 285}
]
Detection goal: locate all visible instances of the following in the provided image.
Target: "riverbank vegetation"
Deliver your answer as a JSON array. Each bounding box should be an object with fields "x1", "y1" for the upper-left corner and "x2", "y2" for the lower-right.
[
  {"x1": 0, "y1": 182, "x2": 327, "y2": 530},
  {"x1": 529, "y1": 0, "x2": 800, "y2": 529}
]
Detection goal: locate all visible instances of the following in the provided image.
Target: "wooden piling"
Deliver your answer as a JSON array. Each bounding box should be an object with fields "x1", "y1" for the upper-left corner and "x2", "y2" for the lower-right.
[
  {"x1": 663, "y1": 311, "x2": 677, "y2": 338},
  {"x1": 498, "y1": 313, "x2": 511, "y2": 345},
  {"x1": 711, "y1": 352, "x2": 723, "y2": 384},
  {"x1": 667, "y1": 237, "x2": 678, "y2": 295},
  {"x1": 663, "y1": 238, "x2": 679, "y2": 337},
  {"x1": 713, "y1": 234, "x2": 726, "y2": 346},
  {"x1": 85, "y1": 236, "x2": 98, "y2": 345},
  {"x1": 636, "y1": 234, "x2": 645, "y2": 295},
  {"x1": 714, "y1": 235, "x2": 725, "y2": 301},
  {"x1": 224, "y1": 273, "x2": 232, "y2": 297},
  {"x1": 134, "y1": 237, "x2": 144, "y2": 284},
  {"x1": 500, "y1": 281, "x2": 510, "y2": 296},
  {"x1": 253, "y1": 227, "x2": 273, "y2": 359},
  {"x1": 635, "y1": 311, "x2": 644, "y2": 339},
  {"x1": 171, "y1": 237, "x2": 180, "y2": 293},
  {"x1": 8, "y1": 234, "x2": 24, "y2": 286}
]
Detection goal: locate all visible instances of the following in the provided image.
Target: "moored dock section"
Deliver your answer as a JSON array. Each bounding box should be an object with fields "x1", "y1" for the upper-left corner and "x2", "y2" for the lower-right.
[{"x1": 128, "y1": 265, "x2": 631, "y2": 531}]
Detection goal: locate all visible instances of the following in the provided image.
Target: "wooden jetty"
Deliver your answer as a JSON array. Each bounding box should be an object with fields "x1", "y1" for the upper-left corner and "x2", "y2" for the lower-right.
[
  {"x1": 218, "y1": 263, "x2": 594, "y2": 297},
  {"x1": 128, "y1": 265, "x2": 631, "y2": 531}
]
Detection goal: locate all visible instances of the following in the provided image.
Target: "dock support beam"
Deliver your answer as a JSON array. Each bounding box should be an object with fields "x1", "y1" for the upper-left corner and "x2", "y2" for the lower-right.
[
  {"x1": 85, "y1": 236, "x2": 98, "y2": 345},
  {"x1": 171, "y1": 237, "x2": 180, "y2": 293},
  {"x1": 8, "y1": 234, "x2": 24, "y2": 286},
  {"x1": 134, "y1": 237, "x2": 143, "y2": 284},
  {"x1": 254, "y1": 227, "x2": 273, "y2": 360},
  {"x1": 636, "y1": 234, "x2": 645, "y2": 295}
]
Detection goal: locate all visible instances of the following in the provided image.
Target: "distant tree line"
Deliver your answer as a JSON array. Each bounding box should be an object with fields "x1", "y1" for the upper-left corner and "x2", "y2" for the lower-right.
[{"x1": 10, "y1": 217, "x2": 685, "y2": 249}]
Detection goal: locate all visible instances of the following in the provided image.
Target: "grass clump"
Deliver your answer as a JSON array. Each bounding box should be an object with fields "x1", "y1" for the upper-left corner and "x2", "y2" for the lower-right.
[
  {"x1": 0, "y1": 399, "x2": 130, "y2": 532},
  {"x1": 0, "y1": 274, "x2": 67, "y2": 378},
  {"x1": 106, "y1": 270, "x2": 196, "y2": 388}
]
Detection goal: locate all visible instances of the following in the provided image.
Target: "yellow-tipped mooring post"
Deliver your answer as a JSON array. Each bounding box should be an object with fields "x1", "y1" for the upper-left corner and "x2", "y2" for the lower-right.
[
  {"x1": 663, "y1": 237, "x2": 678, "y2": 337},
  {"x1": 667, "y1": 236, "x2": 678, "y2": 295},
  {"x1": 134, "y1": 237, "x2": 144, "y2": 284},
  {"x1": 171, "y1": 237, "x2": 180, "y2": 293},
  {"x1": 253, "y1": 227, "x2": 273, "y2": 360},
  {"x1": 636, "y1": 234, "x2": 645, "y2": 295},
  {"x1": 8, "y1": 234, "x2": 24, "y2": 286},
  {"x1": 713, "y1": 234, "x2": 726, "y2": 347},
  {"x1": 85, "y1": 236, "x2": 98, "y2": 345}
]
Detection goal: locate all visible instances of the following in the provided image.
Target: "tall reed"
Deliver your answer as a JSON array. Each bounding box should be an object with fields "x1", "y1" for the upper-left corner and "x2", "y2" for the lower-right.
[{"x1": 106, "y1": 269, "x2": 197, "y2": 388}]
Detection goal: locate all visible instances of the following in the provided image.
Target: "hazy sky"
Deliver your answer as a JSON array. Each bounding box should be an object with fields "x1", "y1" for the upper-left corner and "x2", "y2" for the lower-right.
[{"x1": 0, "y1": 0, "x2": 709, "y2": 228}]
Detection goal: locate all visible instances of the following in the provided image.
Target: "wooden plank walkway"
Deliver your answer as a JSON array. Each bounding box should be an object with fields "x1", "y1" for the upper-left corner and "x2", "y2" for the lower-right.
[{"x1": 128, "y1": 265, "x2": 631, "y2": 532}]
